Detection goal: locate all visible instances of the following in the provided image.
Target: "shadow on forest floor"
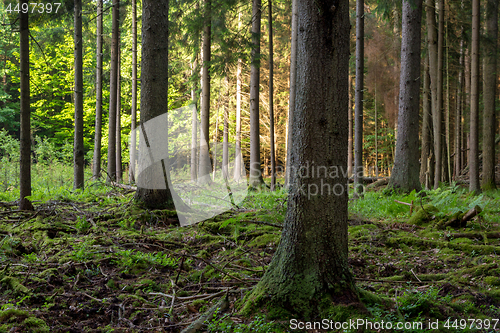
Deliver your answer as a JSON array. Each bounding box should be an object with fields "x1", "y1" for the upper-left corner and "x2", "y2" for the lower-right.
[{"x1": 0, "y1": 183, "x2": 500, "y2": 332}]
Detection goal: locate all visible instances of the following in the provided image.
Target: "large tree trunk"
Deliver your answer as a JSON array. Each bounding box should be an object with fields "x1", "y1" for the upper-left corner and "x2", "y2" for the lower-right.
[
  {"x1": 469, "y1": 0, "x2": 480, "y2": 193},
  {"x1": 243, "y1": 0, "x2": 361, "y2": 317},
  {"x1": 249, "y1": 0, "x2": 264, "y2": 188},
  {"x1": 107, "y1": 0, "x2": 120, "y2": 182},
  {"x1": 285, "y1": 0, "x2": 297, "y2": 187},
  {"x1": 130, "y1": 0, "x2": 137, "y2": 183},
  {"x1": 482, "y1": 0, "x2": 498, "y2": 190},
  {"x1": 73, "y1": 0, "x2": 84, "y2": 190},
  {"x1": 388, "y1": 0, "x2": 423, "y2": 193},
  {"x1": 269, "y1": 0, "x2": 275, "y2": 191},
  {"x1": 134, "y1": 0, "x2": 176, "y2": 209},
  {"x1": 354, "y1": 0, "x2": 364, "y2": 196},
  {"x1": 93, "y1": 0, "x2": 103, "y2": 180},
  {"x1": 19, "y1": 0, "x2": 32, "y2": 210},
  {"x1": 437, "y1": 0, "x2": 448, "y2": 184},
  {"x1": 420, "y1": 53, "x2": 432, "y2": 185},
  {"x1": 426, "y1": 0, "x2": 441, "y2": 189},
  {"x1": 198, "y1": 0, "x2": 212, "y2": 185}
]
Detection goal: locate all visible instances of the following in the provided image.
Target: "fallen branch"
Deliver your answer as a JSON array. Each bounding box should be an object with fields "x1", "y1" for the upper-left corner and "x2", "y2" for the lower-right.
[{"x1": 180, "y1": 294, "x2": 229, "y2": 333}]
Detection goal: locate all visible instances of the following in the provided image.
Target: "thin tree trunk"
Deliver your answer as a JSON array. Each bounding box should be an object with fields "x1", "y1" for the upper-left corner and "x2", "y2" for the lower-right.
[
  {"x1": 244, "y1": 0, "x2": 360, "y2": 315},
  {"x1": 191, "y1": 59, "x2": 198, "y2": 182},
  {"x1": 463, "y1": 49, "x2": 470, "y2": 171},
  {"x1": 285, "y1": 0, "x2": 297, "y2": 187},
  {"x1": 469, "y1": 0, "x2": 480, "y2": 193},
  {"x1": 234, "y1": 56, "x2": 243, "y2": 182},
  {"x1": 354, "y1": 0, "x2": 364, "y2": 196},
  {"x1": 19, "y1": 0, "x2": 32, "y2": 210},
  {"x1": 107, "y1": 0, "x2": 120, "y2": 182},
  {"x1": 482, "y1": 0, "x2": 498, "y2": 190},
  {"x1": 388, "y1": 0, "x2": 423, "y2": 193},
  {"x1": 93, "y1": 0, "x2": 103, "y2": 180},
  {"x1": 455, "y1": 36, "x2": 464, "y2": 179},
  {"x1": 269, "y1": 0, "x2": 275, "y2": 191},
  {"x1": 198, "y1": 0, "x2": 212, "y2": 184},
  {"x1": 222, "y1": 75, "x2": 229, "y2": 180},
  {"x1": 249, "y1": 0, "x2": 264, "y2": 188},
  {"x1": 426, "y1": 0, "x2": 441, "y2": 188},
  {"x1": 130, "y1": 0, "x2": 137, "y2": 183},
  {"x1": 347, "y1": 76, "x2": 353, "y2": 178},
  {"x1": 437, "y1": 0, "x2": 446, "y2": 184},
  {"x1": 116, "y1": 52, "x2": 122, "y2": 182},
  {"x1": 73, "y1": 0, "x2": 84, "y2": 190},
  {"x1": 420, "y1": 53, "x2": 432, "y2": 185}
]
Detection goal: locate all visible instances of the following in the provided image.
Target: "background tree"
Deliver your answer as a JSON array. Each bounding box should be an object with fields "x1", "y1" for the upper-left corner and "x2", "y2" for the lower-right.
[
  {"x1": 285, "y1": 0, "x2": 297, "y2": 187},
  {"x1": 107, "y1": 0, "x2": 120, "y2": 182},
  {"x1": 73, "y1": 0, "x2": 84, "y2": 190},
  {"x1": 116, "y1": 50, "x2": 122, "y2": 183},
  {"x1": 244, "y1": 0, "x2": 362, "y2": 316},
  {"x1": 19, "y1": 0, "x2": 32, "y2": 210},
  {"x1": 92, "y1": 0, "x2": 103, "y2": 180},
  {"x1": 481, "y1": 0, "x2": 498, "y2": 191},
  {"x1": 469, "y1": 0, "x2": 480, "y2": 193},
  {"x1": 268, "y1": 0, "x2": 275, "y2": 191},
  {"x1": 130, "y1": 0, "x2": 138, "y2": 184},
  {"x1": 354, "y1": 0, "x2": 365, "y2": 196},
  {"x1": 387, "y1": 0, "x2": 422, "y2": 193}
]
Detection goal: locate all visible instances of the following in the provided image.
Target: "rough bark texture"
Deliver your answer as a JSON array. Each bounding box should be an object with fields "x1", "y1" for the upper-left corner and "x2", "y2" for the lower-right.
[
  {"x1": 420, "y1": 54, "x2": 431, "y2": 185},
  {"x1": 437, "y1": 0, "x2": 447, "y2": 184},
  {"x1": 190, "y1": 60, "x2": 198, "y2": 183},
  {"x1": 198, "y1": 0, "x2": 212, "y2": 185},
  {"x1": 222, "y1": 75, "x2": 229, "y2": 180},
  {"x1": 482, "y1": 0, "x2": 498, "y2": 191},
  {"x1": 134, "y1": 0, "x2": 176, "y2": 209},
  {"x1": 19, "y1": 0, "x2": 31, "y2": 210},
  {"x1": 234, "y1": 56, "x2": 242, "y2": 182},
  {"x1": 454, "y1": 36, "x2": 464, "y2": 180},
  {"x1": 426, "y1": 0, "x2": 441, "y2": 189},
  {"x1": 269, "y1": 0, "x2": 275, "y2": 191},
  {"x1": 243, "y1": 0, "x2": 360, "y2": 318},
  {"x1": 469, "y1": 0, "x2": 480, "y2": 193},
  {"x1": 116, "y1": 53, "x2": 122, "y2": 183},
  {"x1": 107, "y1": 0, "x2": 120, "y2": 182},
  {"x1": 73, "y1": 0, "x2": 84, "y2": 190},
  {"x1": 93, "y1": 0, "x2": 103, "y2": 180},
  {"x1": 354, "y1": 0, "x2": 364, "y2": 195},
  {"x1": 130, "y1": 0, "x2": 137, "y2": 183},
  {"x1": 285, "y1": 0, "x2": 297, "y2": 187},
  {"x1": 249, "y1": 0, "x2": 264, "y2": 188},
  {"x1": 347, "y1": 76, "x2": 353, "y2": 178},
  {"x1": 388, "y1": 0, "x2": 423, "y2": 193}
]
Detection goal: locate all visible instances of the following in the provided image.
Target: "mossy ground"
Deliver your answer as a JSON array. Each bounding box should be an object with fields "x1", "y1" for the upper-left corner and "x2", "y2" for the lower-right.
[{"x1": 1, "y1": 179, "x2": 500, "y2": 332}]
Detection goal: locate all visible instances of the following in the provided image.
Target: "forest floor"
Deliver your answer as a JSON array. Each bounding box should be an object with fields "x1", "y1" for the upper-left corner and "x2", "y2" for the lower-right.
[{"x1": 1, "y1": 180, "x2": 500, "y2": 332}]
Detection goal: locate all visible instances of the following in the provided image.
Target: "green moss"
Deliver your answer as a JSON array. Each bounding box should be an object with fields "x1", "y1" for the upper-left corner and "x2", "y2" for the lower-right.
[
  {"x1": 407, "y1": 204, "x2": 439, "y2": 226},
  {"x1": 22, "y1": 317, "x2": 49, "y2": 333},
  {"x1": 483, "y1": 276, "x2": 500, "y2": 286},
  {"x1": 1, "y1": 277, "x2": 29, "y2": 295},
  {"x1": 449, "y1": 237, "x2": 474, "y2": 245},
  {"x1": 246, "y1": 234, "x2": 279, "y2": 248},
  {"x1": 348, "y1": 224, "x2": 378, "y2": 238},
  {"x1": 0, "y1": 309, "x2": 29, "y2": 323}
]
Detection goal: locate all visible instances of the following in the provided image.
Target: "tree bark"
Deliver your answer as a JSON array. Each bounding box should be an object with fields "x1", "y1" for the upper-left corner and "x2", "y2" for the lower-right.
[
  {"x1": 198, "y1": 0, "x2": 212, "y2": 185},
  {"x1": 354, "y1": 0, "x2": 364, "y2": 196},
  {"x1": 388, "y1": 0, "x2": 423, "y2": 193},
  {"x1": 249, "y1": 0, "x2": 264, "y2": 188},
  {"x1": 190, "y1": 59, "x2": 198, "y2": 183},
  {"x1": 469, "y1": 0, "x2": 480, "y2": 193},
  {"x1": 454, "y1": 35, "x2": 464, "y2": 179},
  {"x1": 134, "y1": 0, "x2": 176, "y2": 209},
  {"x1": 222, "y1": 75, "x2": 229, "y2": 180},
  {"x1": 234, "y1": 55, "x2": 243, "y2": 182},
  {"x1": 130, "y1": 0, "x2": 137, "y2": 183},
  {"x1": 93, "y1": 0, "x2": 103, "y2": 180},
  {"x1": 116, "y1": 51, "x2": 122, "y2": 183},
  {"x1": 19, "y1": 0, "x2": 32, "y2": 210},
  {"x1": 426, "y1": 0, "x2": 441, "y2": 189},
  {"x1": 107, "y1": 0, "x2": 120, "y2": 182},
  {"x1": 269, "y1": 0, "x2": 275, "y2": 191},
  {"x1": 347, "y1": 76, "x2": 353, "y2": 178},
  {"x1": 285, "y1": 0, "x2": 297, "y2": 187},
  {"x1": 420, "y1": 53, "x2": 431, "y2": 185},
  {"x1": 243, "y1": 0, "x2": 361, "y2": 317},
  {"x1": 73, "y1": 0, "x2": 84, "y2": 190},
  {"x1": 437, "y1": 0, "x2": 448, "y2": 184},
  {"x1": 482, "y1": 0, "x2": 498, "y2": 191}
]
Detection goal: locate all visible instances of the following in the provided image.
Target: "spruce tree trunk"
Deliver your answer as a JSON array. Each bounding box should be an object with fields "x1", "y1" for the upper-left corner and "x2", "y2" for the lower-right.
[
  {"x1": 234, "y1": 56, "x2": 243, "y2": 182},
  {"x1": 482, "y1": 0, "x2": 498, "y2": 190},
  {"x1": 134, "y1": 0, "x2": 176, "y2": 209},
  {"x1": 198, "y1": 0, "x2": 212, "y2": 185},
  {"x1": 222, "y1": 75, "x2": 229, "y2": 180},
  {"x1": 469, "y1": 0, "x2": 481, "y2": 193},
  {"x1": 107, "y1": 0, "x2": 120, "y2": 182},
  {"x1": 73, "y1": 0, "x2": 84, "y2": 190},
  {"x1": 463, "y1": 50, "x2": 471, "y2": 171},
  {"x1": 437, "y1": 0, "x2": 447, "y2": 184},
  {"x1": 455, "y1": 36, "x2": 464, "y2": 179},
  {"x1": 249, "y1": 0, "x2": 264, "y2": 188},
  {"x1": 93, "y1": 0, "x2": 103, "y2": 180},
  {"x1": 420, "y1": 53, "x2": 431, "y2": 185},
  {"x1": 19, "y1": 0, "x2": 32, "y2": 210},
  {"x1": 244, "y1": 0, "x2": 361, "y2": 317},
  {"x1": 347, "y1": 76, "x2": 353, "y2": 178},
  {"x1": 354, "y1": 0, "x2": 364, "y2": 196},
  {"x1": 130, "y1": 0, "x2": 137, "y2": 183},
  {"x1": 116, "y1": 53, "x2": 122, "y2": 183},
  {"x1": 285, "y1": 0, "x2": 297, "y2": 187},
  {"x1": 426, "y1": 0, "x2": 441, "y2": 189},
  {"x1": 269, "y1": 0, "x2": 275, "y2": 191},
  {"x1": 191, "y1": 59, "x2": 198, "y2": 183},
  {"x1": 388, "y1": 0, "x2": 423, "y2": 193}
]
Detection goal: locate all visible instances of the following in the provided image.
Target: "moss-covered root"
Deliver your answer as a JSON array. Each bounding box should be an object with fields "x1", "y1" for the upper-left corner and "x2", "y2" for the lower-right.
[{"x1": 407, "y1": 204, "x2": 439, "y2": 226}]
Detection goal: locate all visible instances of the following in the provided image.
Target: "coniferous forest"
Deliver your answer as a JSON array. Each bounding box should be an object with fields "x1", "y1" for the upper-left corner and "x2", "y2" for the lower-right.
[{"x1": 1, "y1": 0, "x2": 500, "y2": 331}]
